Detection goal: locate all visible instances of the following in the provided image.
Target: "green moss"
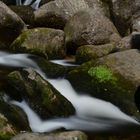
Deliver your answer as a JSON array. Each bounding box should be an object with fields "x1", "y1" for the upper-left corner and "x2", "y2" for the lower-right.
[
  {"x1": 0, "y1": 133, "x2": 13, "y2": 140},
  {"x1": 88, "y1": 65, "x2": 117, "y2": 83}
]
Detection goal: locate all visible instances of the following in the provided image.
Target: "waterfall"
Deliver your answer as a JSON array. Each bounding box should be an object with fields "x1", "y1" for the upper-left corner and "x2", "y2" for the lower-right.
[
  {"x1": 15, "y1": 0, "x2": 41, "y2": 9},
  {"x1": 0, "y1": 52, "x2": 139, "y2": 133}
]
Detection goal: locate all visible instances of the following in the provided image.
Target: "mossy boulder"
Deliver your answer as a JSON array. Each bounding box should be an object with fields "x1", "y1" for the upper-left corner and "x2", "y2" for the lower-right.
[
  {"x1": 10, "y1": 28, "x2": 65, "y2": 59},
  {"x1": 0, "y1": 1, "x2": 26, "y2": 47},
  {"x1": 6, "y1": 70, "x2": 75, "y2": 119},
  {"x1": 64, "y1": 9, "x2": 120, "y2": 54},
  {"x1": 31, "y1": 56, "x2": 75, "y2": 78},
  {"x1": 67, "y1": 49, "x2": 140, "y2": 117},
  {"x1": 76, "y1": 43, "x2": 117, "y2": 64},
  {"x1": 9, "y1": 6, "x2": 35, "y2": 26},
  {"x1": 11, "y1": 131, "x2": 87, "y2": 140}
]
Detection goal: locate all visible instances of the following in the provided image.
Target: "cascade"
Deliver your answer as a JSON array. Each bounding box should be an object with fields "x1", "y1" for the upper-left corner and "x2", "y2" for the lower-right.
[{"x1": 0, "y1": 52, "x2": 139, "y2": 132}]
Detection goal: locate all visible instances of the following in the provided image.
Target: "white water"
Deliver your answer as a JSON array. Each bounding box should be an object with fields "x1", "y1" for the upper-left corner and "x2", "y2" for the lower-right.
[
  {"x1": 16, "y1": 0, "x2": 41, "y2": 9},
  {"x1": 50, "y1": 60, "x2": 78, "y2": 66},
  {"x1": 0, "y1": 52, "x2": 139, "y2": 132}
]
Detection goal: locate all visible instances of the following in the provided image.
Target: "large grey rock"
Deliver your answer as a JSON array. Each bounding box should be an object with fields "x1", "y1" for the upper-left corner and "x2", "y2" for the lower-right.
[
  {"x1": 34, "y1": 0, "x2": 88, "y2": 29},
  {"x1": 67, "y1": 49, "x2": 140, "y2": 117},
  {"x1": 0, "y1": 1, "x2": 26, "y2": 47},
  {"x1": 108, "y1": 0, "x2": 132, "y2": 36},
  {"x1": 65, "y1": 9, "x2": 120, "y2": 54},
  {"x1": 6, "y1": 70, "x2": 75, "y2": 119},
  {"x1": 11, "y1": 131, "x2": 87, "y2": 140},
  {"x1": 10, "y1": 28, "x2": 65, "y2": 59}
]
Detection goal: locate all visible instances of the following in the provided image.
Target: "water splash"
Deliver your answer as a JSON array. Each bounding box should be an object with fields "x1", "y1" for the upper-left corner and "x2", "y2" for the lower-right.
[{"x1": 0, "y1": 51, "x2": 139, "y2": 132}]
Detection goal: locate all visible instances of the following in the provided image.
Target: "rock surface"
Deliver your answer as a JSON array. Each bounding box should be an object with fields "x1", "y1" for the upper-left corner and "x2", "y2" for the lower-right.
[
  {"x1": 0, "y1": 1, "x2": 26, "y2": 47},
  {"x1": 34, "y1": 0, "x2": 88, "y2": 29},
  {"x1": 64, "y1": 9, "x2": 120, "y2": 54},
  {"x1": 10, "y1": 28, "x2": 65, "y2": 59},
  {"x1": 76, "y1": 43, "x2": 117, "y2": 64},
  {"x1": 10, "y1": 5, "x2": 35, "y2": 26},
  {"x1": 67, "y1": 49, "x2": 140, "y2": 116},
  {"x1": 11, "y1": 131, "x2": 87, "y2": 140},
  {"x1": 6, "y1": 70, "x2": 75, "y2": 119}
]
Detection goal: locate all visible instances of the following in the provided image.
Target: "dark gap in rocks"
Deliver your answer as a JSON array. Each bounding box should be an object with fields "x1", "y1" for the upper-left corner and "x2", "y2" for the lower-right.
[
  {"x1": 131, "y1": 34, "x2": 140, "y2": 49},
  {"x1": 134, "y1": 86, "x2": 140, "y2": 112}
]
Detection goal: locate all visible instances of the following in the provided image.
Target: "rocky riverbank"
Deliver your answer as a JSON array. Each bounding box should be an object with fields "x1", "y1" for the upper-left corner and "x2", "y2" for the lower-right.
[{"x1": 0, "y1": 0, "x2": 140, "y2": 139}]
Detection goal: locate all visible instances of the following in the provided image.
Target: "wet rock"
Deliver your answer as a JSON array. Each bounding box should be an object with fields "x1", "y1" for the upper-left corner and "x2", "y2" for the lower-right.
[
  {"x1": 0, "y1": 1, "x2": 26, "y2": 47},
  {"x1": 31, "y1": 56, "x2": 75, "y2": 78},
  {"x1": 11, "y1": 131, "x2": 87, "y2": 140},
  {"x1": 76, "y1": 43, "x2": 117, "y2": 64},
  {"x1": 10, "y1": 6, "x2": 35, "y2": 26},
  {"x1": 67, "y1": 49, "x2": 140, "y2": 117},
  {"x1": 6, "y1": 70, "x2": 75, "y2": 119},
  {"x1": 34, "y1": 0, "x2": 89, "y2": 29},
  {"x1": 10, "y1": 28, "x2": 65, "y2": 59},
  {"x1": 65, "y1": 9, "x2": 120, "y2": 54},
  {"x1": 0, "y1": 93, "x2": 30, "y2": 133}
]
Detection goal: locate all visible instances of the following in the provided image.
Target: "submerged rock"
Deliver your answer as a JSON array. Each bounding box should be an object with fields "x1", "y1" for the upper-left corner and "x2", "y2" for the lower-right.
[
  {"x1": 11, "y1": 131, "x2": 87, "y2": 140},
  {"x1": 76, "y1": 43, "x2": 117, "y2": 64},
  {"x1": 64, "y1": 9, "x2": 120, "y2": 54},
  {"x1": 0, "y1": 1, "x2": 26, "y2": 47},
  {"x1": 10, "y1": 28, "x2": 65, "y2": 59},
  {"x1": 6, "y1": 70, "x2": 75, "y2": 119},
  {"x1": 67, "y1": 49, "x2": 140, "y2": 117}
]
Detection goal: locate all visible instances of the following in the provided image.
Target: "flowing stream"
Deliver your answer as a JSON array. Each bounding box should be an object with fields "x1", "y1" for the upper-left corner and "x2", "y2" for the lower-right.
[
  {"x1": 16, "y1": 0, "x2": 41, "y2": 9},
  {"x1": 0, "y1": 52, "x2": 140, "y2": 133}
]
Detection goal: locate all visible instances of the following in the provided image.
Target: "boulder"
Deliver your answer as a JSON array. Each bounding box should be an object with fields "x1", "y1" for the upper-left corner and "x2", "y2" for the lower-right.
[
  {"x1": 34, "y1": 0, "x2": 88, "y2": 29},
  {"x1": 132, "y1": 11, "x2": 140, "y2": 32},
  {"x1": 0, "y1": 93, "x2": 30, "y2": 133},
  {"x1": 67, "y1": 49, "x2": 140, "y2": 117},
  {"x1": 64, "y1": 9, "x2": 120, "y2": 54},
  {"x1": 76, "y1": 43, "x2": 117, "y2": 64},
  {"x1": 0, "y1": 1, "x2": 26, "y2": 47},
  {"x1": 107, "y1": 0, "x2": 132, "y2": 36},
  {"x1": 31, "y1": 56, "x2": 75, "y2": 78},
  {"x1": 10, "y1": 28, "x2": 65, "y2": 59},
  {"x1": 6, "y1": 70, "x2": 75, "y2": 119},
  {"x1": 10, "y1": 5, "x2": 35, "y2": 26},
  {"x1": 11, "y1": 131, "x2": 87, "y2": 140},
  {"x1": 116, "y1": 35, "x2": 132, "y2": 51}
]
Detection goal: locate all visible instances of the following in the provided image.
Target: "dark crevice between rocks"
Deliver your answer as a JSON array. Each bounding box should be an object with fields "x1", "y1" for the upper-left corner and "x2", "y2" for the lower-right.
[
  {"x1": 131, "y1": 34, "x2": 140, "y2": 49},
  {"x1": 134, "y1": 86, "x2": 140, "y2": 112}
]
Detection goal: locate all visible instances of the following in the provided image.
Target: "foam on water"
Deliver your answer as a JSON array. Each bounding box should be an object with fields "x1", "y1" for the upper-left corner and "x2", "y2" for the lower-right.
[{"x1": 0, "y1": 51, "x2": 139, "y2": 132}]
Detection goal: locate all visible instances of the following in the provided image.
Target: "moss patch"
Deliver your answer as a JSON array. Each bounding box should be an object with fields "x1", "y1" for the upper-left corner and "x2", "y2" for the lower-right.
[{"x1": 88, "y1": 65, "x2": 117, "y2": 83}]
